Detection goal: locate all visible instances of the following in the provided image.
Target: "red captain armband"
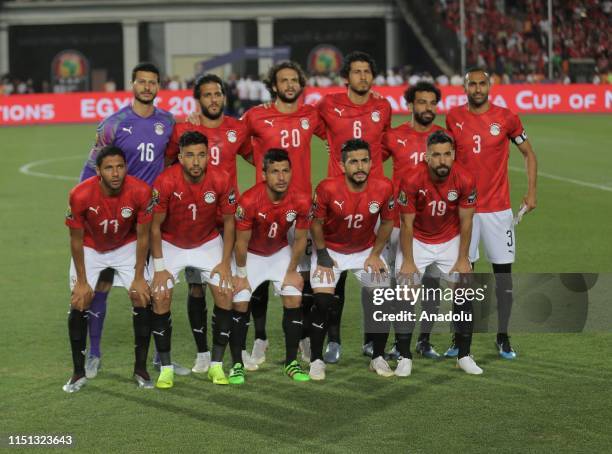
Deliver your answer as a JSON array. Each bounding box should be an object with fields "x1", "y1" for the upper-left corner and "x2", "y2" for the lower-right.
[{"x1": 512, "y1": 130, "x2": 528, "y2": 145}]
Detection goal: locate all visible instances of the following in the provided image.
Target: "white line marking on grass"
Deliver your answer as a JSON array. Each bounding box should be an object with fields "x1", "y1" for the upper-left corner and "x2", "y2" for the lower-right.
[
  {"x1": 19, "y1": 155, "x2": 81, "y2": 182},
  {"x1": 509, "y1": 166, "x2": 612, "y2": 192}
]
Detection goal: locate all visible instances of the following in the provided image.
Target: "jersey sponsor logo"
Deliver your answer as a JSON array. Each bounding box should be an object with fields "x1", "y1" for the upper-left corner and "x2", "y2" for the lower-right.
[
  {"x1": 227, "y1": 130, "x2": 237, "y2": 143},
  {"x1": 397, "y1": 190, "x2": 408, "y2": 206},
  {"x1": 154, "y1": 122, "x2": 165, "y2": 136},
  {"x1": 173, "y1": 191, "x2": 183, "y2": 200},
  {"x1": 455, "y1": 122, "x2": 464, "y2": 131},
  {"x1": 300, "y1": 118, "x2": 310, "y2": 130},
  {"x1": 203, "y1": 191, "x2": 216, "y2": 204},
  {"x1": 88, "y1": 206, "x2": 100, "y2": 215},
  {"x1": 65, "y1": 206, "x2": 74, "y2": 220},
  {"x1": 489, "y1": 123, "x2": 501, "y2": 136},
  {"x1": 333, "y1": 107, "x2": 344, "y2": 117},
  {"x1": 418, "y1": 189, "x2": 428, "y2": 197},
  {"x1": 467, "y1": 188, "x2": 477, "y2": 204},
  {"x1": 447, "y1": 190, "x2": 458, "y2": 202},
  {"x1": 122, "y1": 126, "x2": 133, "y2": 134},
  {"x1": 264, "y1": 119, "x2": 274, "y2": 127},
  {"x1": 235, "y1": 205, "x2": 245, "y2": 220},
  {"x1": 258, "y1": 212, "x2": 267, "y2": 219},
  {"x1": 228, "y1": 189, "x2": 237, "y2": 205},
  {"x1": 286, "y1": 210, "x2": 297, "y2": 222},
  {"x1": 120, "y1": 206, "x2": 133, "y2": 218},
  {"x1": 368, "y1": 201, "x2": 381, "y2": 214},
  {"x1": 333, "y1": 200, "x2": 345, "y2": 210},
  {"x1": 397, "y1": 138, "x2": 407, "y2": 146},
  {"x1": 371, "y1": 110, "x2": 381, "y2": 122}
]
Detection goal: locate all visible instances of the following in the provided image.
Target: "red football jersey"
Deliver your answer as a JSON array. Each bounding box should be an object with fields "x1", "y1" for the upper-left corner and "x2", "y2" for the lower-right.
[
  {"x1": 313, "y1": 175, "x2": 395, "y2": 254},
  {"x1": 152, "y1": 164, "x2": 236, "y2": 249},
  {"x1": 241, "y1": 104, "x2": 325, "y2": 194},
  {"x1": 398, "y1": 161, "x2": 477, "y2": 244},
  {"x1": 235, "y1": 182, "x2": 312, "y2": 256},
  {"x1": 165, "y1": 116, "x2": 249, "y2": 190},
  {"x1": 317, "y1": 92, "x2": 391, "y2": 178},
  {"x1": 446, "y1": 104, "x2": 526, "y2": 213},
  {"x1": 66, "y1": 175, "x2": 152, "y2": 252}
]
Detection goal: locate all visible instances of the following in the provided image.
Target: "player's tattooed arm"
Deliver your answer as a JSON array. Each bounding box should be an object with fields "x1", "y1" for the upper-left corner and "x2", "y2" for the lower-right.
[
  {"x1": 365, "y1": 219, "x2": 393, "y2": 282},
  {"x1": 211, "y1": 213, "x2": 235, "y2": 293},
  {"x1": 311, "y1": 218, "x2": 336, "y2": 284},
  {"x1": 398, "y1": 213, "x2": 419, "y2": 283},
  {"x1": 233, "y1": 228, "x2": 252, "y2": 295},
  {"x1": 129, "y1": 222, "x2": 151, "y2": 308},
  {"x1": 450, "y1": 207, "x2": 475, "y2": 275},
  {"x1": 150, "y1": 211, "x2": 174, "y2": 305},
  {"x1": 515, "y1": 139, "x2": 538, "y2": 213},
  {"x1": 69, "y1": 228, "x2": 94, "y2": 311}
]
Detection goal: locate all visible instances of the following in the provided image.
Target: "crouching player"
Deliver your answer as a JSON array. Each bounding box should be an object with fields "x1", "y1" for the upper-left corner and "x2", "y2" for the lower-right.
[
  {"x1": 396, "y1": 130, "x2": 482, "y2": 375},
  {"x1": 309, "y1": 139, "x2": 395, "y2": 380},
  {"x1": 232, "y1": 149, "x2": 311, "y2": 384},
  {"x1": 150, "y1": 131, "x2": 236, "y2": 388},
  {"x1": 63, "y1": 146, "x2": 153, "y2": 392}
]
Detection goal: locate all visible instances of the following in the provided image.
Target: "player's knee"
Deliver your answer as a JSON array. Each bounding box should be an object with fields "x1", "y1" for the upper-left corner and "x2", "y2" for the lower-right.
[
  {"x1": 189, "y1": 284, "x2": 205, "y2": 298},
  {"x1": 129, "y1": 292, "x2": 149, "y2": 308},
  {"x1": 233, "y1": 301, "x2": 249, "y2": 312},
  {"x1": 282, "y1": 296, "x2": 301, "y2": 309},
  {"x1": 152, "y1": 297, "x2": 171, "y2": 314}
]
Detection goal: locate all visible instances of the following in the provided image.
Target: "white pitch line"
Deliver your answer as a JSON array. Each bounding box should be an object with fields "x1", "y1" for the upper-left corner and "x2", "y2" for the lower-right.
[
  {"x1": 509, "y1": 166, "x2": 612, "y2": 193},
  {"x1": 19, "y1": 155, "x2": 81, "y2": 182}
]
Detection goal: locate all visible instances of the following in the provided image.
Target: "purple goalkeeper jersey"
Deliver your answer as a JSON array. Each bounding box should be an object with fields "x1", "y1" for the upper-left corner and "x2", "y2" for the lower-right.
[{"x1": 80, "y1": 105, "x2": 175, "y2": 186}]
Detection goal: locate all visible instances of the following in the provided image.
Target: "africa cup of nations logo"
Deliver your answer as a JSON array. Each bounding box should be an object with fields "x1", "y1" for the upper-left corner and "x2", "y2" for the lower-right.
[
  {"x1": 51, "y1": 50, "x2": 90, "y2": 91},
  {"x1": 307, "y1": 45, "x2": 343, "y2": 75}
]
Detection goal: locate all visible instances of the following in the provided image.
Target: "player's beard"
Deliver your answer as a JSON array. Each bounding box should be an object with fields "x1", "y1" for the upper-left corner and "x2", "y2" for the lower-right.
[
  {"x1": 276, "y1": 87, "x2": 303, "y2": 104},
  {"x1": 349, "y1": 82, "x2": 372, "y2": 97},
  {"x1": 135, "y1": 91, "x2": 156, "y2": 105},
  {"x1": 414, "y1": 110, "x2": 435, "y2": 127},
  {"x1": 468, "y1": 92, "x2": 488, "y2": 108},
  {"x1": 433, "y1": 165, "x2": 450, "y2": 178},
  {"x1": 100, "y1": 175, "x2": 124, "y2": 194},
  {"x1": 348, "y1": 171, "x2": 368, "y2": 187},
  {"x1": 201, "y1": 102, "x2": 224, "y2": 120}
]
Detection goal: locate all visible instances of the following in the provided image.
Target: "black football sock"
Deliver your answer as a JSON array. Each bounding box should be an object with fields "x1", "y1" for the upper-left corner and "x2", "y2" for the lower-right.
[
  {"x1": 419, "y1": 275, "x2": 441, "y2": 338},
  {"x1": 241, "y1": 308, "x2": 251, "y2": 351},
  {"x1": 327, "y1": 271, "x2": 347, "y2": 343},
  {"x1": 300, "y1": 281, "x2": 313, "y2": 340},
  {"x1": 132, "y1": 306, "x2": 152, "y2": 372},
  {"x1": 230, "y1": 310, "x2": 248, "y2": 365},
  {"x1": 395, "y1": 333, "x2": 413, "y2": 359},
  {"x1": 187, "y1": 290, "x2": 208, "y2": 353},
  {"x1": 68, "y1": 309, "x2": 88, "y2": 376},
  {"x1": 283, "y1": 307, "x2": 303, "y2": 365},
  {"x1": 310, "y1": 293, "x2": 334, "y2": 361},
  {"x1": 211, "y1": 306, "x2": 232, "y2": 362},
  {"x1": 251, "y1": 281, "x2": 270, "y2": 341},
  {"x1": 454, "y1": 298, "x2": 474, "y2": 359},
  {"x1": 151, "y1": 312, "x2": 172, "y2": 366},
  {"x1": 493, "y1": 263, "x2": 513, "y2": 335},
  {"x1": 371, "y1": 332, "x2": 390, "y2": 359}
]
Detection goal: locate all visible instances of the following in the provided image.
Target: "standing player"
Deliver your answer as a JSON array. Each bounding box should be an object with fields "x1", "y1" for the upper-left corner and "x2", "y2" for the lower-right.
[
  {"x1": 309, "y1": 139, "x2": 395, "y2": 380},
  {"x1": 396, "y1": 130, "x2": 482, "y2": 375},
  {"x1": 63, "y1": 146, "x2": 154, "y2": 392},
  {"x1": 149, "y1": 131, "x2": 236, "y2": 387},
  {"x1": 382, "y1": 81, "x2": 446, "y2": 360},
  {"x1": 78, "y1": 62, "x2": 177, "y2": 378},
  {"x1": 316, "y1": 51, "x2": 392, "y2": 363},
  {"x1": 165, "y1": 74, "x2": 250, "y2": 374},
  {"x1": 231, "y1": 149, "x2": 311, "y2": 384},
  {"x1": 239, "y1": 61, "x2": 324, "y2": 365},
  {"x1": 445, "y1": 68, "x2": 538, "y2": 359}
]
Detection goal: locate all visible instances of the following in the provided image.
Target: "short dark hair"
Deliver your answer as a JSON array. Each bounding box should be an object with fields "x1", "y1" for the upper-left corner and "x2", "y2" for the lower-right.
[
  {"x1": 264, "y1": 61, "x2": 307, "y2": 97},
  {"x1": 340, "y1": 51, "x2": 378, "y2": 79},
  {"x1": 341, "y1": 138, "x2": 370, "y2": 162},
  {"x1": 179, "y1": 130, "x2": 208, "y2": 150},
  {"x1": 427, "y1": 130, "x2": 454, "y2": 148},
  {"x1": 193, "y1": 73, "x2": 225, "y2": 99},
  {"x1": 96, "y1": 145, "x2": 126, "y2": 168},
  {"x1": 404, "y1": 81, "x2": 441, "y2": 104},
  {"x1": 464, "y1": 66, "x2": 490, "y2": 80},
  {"x1": 131, "y1": 62, "x2": 160, "y2": 82},
  {"x1": 263, "y1": 148, "x2": 291, "y2": 171}
]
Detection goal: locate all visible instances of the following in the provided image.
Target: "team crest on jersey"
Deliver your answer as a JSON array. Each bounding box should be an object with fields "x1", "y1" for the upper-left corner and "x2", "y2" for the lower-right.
[
  {"x1": 228, "y1": 189, "x2": 237, "y2": 205},
  {"x1": 467, "y1": 188, "x2": 477, "y2": 204},
  {"x1": 235, "y1": 205, "x2": 245, "y2": 220},
  {"x1": 489, "y1": 123, "x2": 501, "y2": 136},
  {"x1": 300, "y1": 118, "x2": 310, "y2": 130},
  {"x1": 227, "y1": 130, "x2": 237, "y2": 143},
  {"x1": 154, "y1": 122, "x2": 165, "y2": 136},
  {"x1": 204, "y1": 191, "x2": 216, "y2": 204},
  {"x1": 447, "y1": 190, "x2": 458, "y2": 202},
  {"x1": 397, "y1": 190, "x2": 408, "y2": 206},
  {"x1": 148, "y1": 189, "x2": 160, "y2": 213},
  {"x1": 286, "y1": 210, "x2": 297, "y2": 222},
  {"x1": 121, "y1": 207, "x2": 133, "y2": 218},
  {"x1": 371, "y1": 110, "x2": 381, "y2": 123},
  {"x1": 368, "y1": 201, "x2": 381, "y2": 214},
  {"x1": 65, "y1": 206, "x2": 73, "y2": 221}
]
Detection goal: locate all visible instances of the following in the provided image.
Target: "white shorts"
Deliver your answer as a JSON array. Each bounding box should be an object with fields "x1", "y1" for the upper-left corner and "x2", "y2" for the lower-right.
[
  {"x1": 310, "y1": 247, "x2": 391, "y2": 289},
  {"x1": 287, "y1": 225, "x2": 312, "y2": 272},
  {"x1": 233, "y1": 246, "x2": 302, "y2": 302},
  {"x1": 160, "y1": 236, "x2": 225, "y2": 287},
  {"x1": 69, "y1": 241, "x2": 146, "y2": 290},
  {"x1": 395, "y1": 235, "x2": 460, "y2": 284},
  {"x1": 470, "y1": 209, "x2": 515, "y2": 264}
]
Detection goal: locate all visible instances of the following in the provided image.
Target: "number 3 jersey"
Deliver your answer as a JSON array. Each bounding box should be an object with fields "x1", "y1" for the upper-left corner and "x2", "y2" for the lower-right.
[
  {"x1": 398, "y1": 162, "x2": 476, "y2": 244},
  {"x1": 313, "y1": 175, "x2": 395, "y2": 254},
  {"x1": 235, "y1": 182, "x2": 312, "y2": 256},
  {"x1": 65, "y1": 175, "x2": 153, "y2": 252},
  {"x1": 152, "y1": 164, "x2": 237, "y2": 249},
  {"x1": 80, "y1": 105, "x2": 175, "y2": 186}
]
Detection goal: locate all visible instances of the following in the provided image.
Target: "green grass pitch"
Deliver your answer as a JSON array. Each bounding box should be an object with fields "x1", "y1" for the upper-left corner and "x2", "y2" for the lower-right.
[{"x1": 2, "y1": 114, "x2": 611, "y2": 452}]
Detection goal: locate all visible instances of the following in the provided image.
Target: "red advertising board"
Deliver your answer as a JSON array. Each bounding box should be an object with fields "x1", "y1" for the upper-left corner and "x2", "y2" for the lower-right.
[{"x1": 1, "y1": 85, "x2": 610, "y2": 126}]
